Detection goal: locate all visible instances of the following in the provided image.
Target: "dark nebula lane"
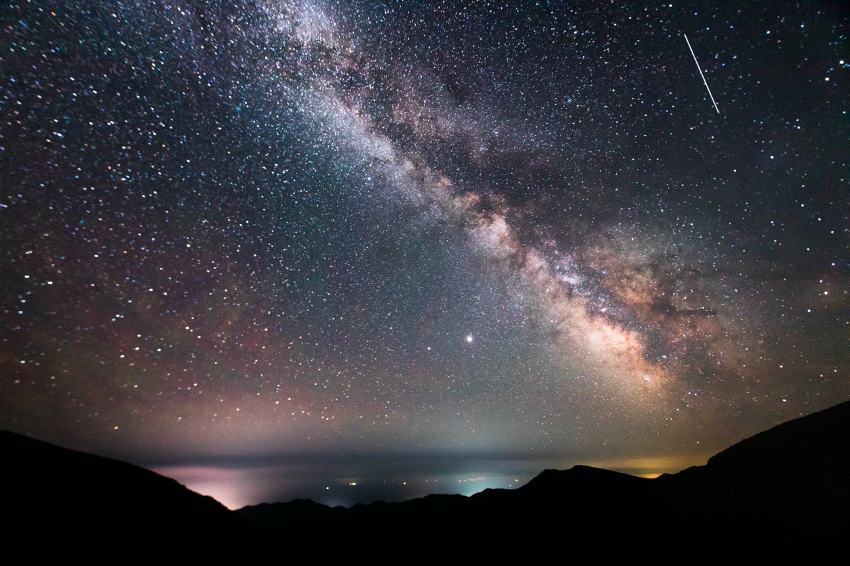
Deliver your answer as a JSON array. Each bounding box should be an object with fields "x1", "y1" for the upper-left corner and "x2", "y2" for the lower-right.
[{"x1": 1, "y1": 0, "x2": 848, "y2": 507}]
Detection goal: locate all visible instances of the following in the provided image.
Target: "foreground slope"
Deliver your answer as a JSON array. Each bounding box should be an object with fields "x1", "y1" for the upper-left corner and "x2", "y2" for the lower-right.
[
  {"x1": 652, "y1": 399, "x2": 850, "y2": 554},
  {"x1": 1, "y1": 431, "x2": 258, "y2": 556}
]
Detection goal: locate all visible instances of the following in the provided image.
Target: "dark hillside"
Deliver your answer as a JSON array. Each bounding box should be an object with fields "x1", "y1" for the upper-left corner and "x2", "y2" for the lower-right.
[{"x1": 1, "y1": 430, "x2": 258, "y2": 557}]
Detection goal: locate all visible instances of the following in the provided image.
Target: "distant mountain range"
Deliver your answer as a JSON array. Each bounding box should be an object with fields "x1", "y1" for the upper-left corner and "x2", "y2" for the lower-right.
[{"x1": 5, "y1": 400, "x2": 848, "y2": 558}]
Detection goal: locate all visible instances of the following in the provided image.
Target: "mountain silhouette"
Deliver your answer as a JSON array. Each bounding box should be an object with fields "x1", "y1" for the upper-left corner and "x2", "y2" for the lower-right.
[
  {"x1": 1, "y1": 430, "x2": 258, "y2": 558},
  {"x1": 238, "y1": 400, "x2": 850, "y2": 558},
  {"x1": 3, "y1": 400, "x2": 847, "y2": 559},
  {"x1": 675, "y1": 397, "x2": 850, "y2": 489}
]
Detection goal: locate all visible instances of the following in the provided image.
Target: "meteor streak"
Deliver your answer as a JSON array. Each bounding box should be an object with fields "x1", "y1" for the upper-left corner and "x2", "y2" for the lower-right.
[{"x1": 684, "y1": 34, "x2": 720, "y2": 114}]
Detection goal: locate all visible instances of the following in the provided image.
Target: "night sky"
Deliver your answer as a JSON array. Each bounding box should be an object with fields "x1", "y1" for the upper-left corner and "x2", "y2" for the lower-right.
[{"x1": 2, "y1": 0, "x2": 848, "y2": 508}]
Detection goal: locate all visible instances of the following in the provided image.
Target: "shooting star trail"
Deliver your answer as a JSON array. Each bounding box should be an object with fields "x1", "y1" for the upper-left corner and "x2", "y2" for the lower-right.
[{"x1": 684, "y1": 34, "x2": 720, "y2": 114}]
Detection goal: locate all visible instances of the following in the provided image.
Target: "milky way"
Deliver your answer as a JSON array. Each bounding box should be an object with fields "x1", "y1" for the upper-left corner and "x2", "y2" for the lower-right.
[{"x1": 2, "y1": 1, "x2": 848, "y2": 506}]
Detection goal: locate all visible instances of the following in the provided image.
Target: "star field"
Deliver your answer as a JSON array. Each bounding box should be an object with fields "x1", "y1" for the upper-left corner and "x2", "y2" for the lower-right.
[{"x1": 1, "y1": 1, "x2": 848, "y2": 506}]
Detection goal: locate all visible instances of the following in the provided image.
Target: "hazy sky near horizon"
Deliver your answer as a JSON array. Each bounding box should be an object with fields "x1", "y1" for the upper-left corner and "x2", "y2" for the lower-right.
[{"x1": 2, "y1": 0, "x2": 848, "y2": 506}]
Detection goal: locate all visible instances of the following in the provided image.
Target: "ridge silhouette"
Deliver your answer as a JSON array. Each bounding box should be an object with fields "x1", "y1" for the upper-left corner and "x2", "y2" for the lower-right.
[
  {"x1": 4, "y1": 400, "x2": 848, "y2": 558},
  {"x1": 240, "y1": 400, "x2": 850, "y2": 558},
  {"x1": 1, "y1": 430, "x2": 257, "y2": 558}
]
